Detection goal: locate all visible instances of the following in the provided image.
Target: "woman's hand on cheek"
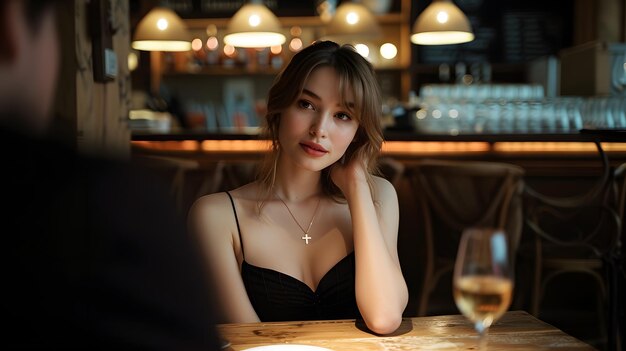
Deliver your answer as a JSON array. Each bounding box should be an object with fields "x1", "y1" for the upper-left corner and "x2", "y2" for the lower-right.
[{"x1": 330, "y1": 145, "x2": 368, "y2": 194}]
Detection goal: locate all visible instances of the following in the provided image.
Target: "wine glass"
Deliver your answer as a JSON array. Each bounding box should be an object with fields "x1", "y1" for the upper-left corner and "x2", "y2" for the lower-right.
[{"x1": 453, "y1": 228, "x2": 513, "y2": 350}]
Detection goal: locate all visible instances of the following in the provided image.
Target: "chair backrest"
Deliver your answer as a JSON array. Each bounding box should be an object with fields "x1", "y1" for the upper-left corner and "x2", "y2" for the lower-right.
[
  {"x1": 133, "y1": 155, "x2": 201, "y2": 213},
  {"x1": 615, "y1": 163, "x2": 626, "y2": 244},
  {"x1": 523, "y1": 162, "x2": 621, "y2": 258},
  {"x1": 408, "y1": 159, "x2": 525, "y2": 259}
]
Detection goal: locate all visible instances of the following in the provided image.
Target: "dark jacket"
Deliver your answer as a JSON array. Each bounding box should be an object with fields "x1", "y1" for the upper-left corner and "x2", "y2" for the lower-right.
[{"x1": 1, "y1": 126, "x2": 221, "y2": 350}]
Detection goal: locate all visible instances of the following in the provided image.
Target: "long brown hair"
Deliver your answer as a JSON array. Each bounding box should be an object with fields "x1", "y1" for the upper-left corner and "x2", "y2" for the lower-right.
[{"x1": 257, "y1": 41, "x2": 383, "y2": 202}]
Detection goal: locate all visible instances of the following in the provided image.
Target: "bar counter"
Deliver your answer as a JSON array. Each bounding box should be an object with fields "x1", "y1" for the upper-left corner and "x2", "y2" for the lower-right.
[
  {"x1": 131, "y1": 131, "x2": 626, "y2": 172},
  {"x1": 131, "y1": 130, "x2": 626, "y2": 143},
  {"x1": 132, "y1": 129, "x2": 626, "y2": 146}
]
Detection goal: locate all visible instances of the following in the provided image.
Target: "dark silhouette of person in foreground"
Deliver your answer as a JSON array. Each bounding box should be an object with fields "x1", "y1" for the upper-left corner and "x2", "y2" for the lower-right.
[{"x1": 0, "y1": 1, "x2": 221, "y2": 348}]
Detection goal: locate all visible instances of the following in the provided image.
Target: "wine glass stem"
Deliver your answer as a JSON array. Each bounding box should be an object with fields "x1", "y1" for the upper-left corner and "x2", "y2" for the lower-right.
[{"x1": 476, "y1": 323, "x2": 489, "y2": 350}]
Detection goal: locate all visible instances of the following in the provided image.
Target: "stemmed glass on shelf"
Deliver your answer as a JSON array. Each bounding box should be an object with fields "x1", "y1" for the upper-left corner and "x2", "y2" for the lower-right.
[{"x1": 453, "y1": 228, "x2": 513, "y2": 350}]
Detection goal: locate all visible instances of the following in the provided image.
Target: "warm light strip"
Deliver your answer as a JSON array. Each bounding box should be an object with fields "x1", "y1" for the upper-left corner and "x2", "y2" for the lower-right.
[
  {"x1": 382, "y1": 141, "x2": 491, "y2": 154},
  {"x1": 494, "y1": 142, "x2": 626, "y2": 153},
  {"x1": 132, "y1": 140, "x2": 201, "y2": 151},
  {"x1": 200, "y1": 140, "x2": 271, "y2": 151},
  {"x1": 602, "y1": 143, "x2": 626, "y2": 152},
  {"x1": 132, "y1": 140, "x2": 626, "y2": 154}
]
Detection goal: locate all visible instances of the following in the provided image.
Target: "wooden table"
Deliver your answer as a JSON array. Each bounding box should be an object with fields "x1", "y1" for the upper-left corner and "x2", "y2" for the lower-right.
[{"x1": 217, "y1": 311, "x2": 595, "y2": 350}]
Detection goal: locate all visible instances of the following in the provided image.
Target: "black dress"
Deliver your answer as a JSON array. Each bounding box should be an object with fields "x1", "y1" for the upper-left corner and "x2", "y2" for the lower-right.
[{"x1": 226, "y1": 192, "x2": 361, "y2": 322}]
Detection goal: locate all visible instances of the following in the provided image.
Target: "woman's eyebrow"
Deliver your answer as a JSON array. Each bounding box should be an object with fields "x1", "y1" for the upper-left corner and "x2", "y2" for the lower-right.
[
  {"x1": 301, "y1": 89, "x2": 321, "y2": 100},
  {"x1": 302, "y1": 88, "x2": 355, "y2": 110}
]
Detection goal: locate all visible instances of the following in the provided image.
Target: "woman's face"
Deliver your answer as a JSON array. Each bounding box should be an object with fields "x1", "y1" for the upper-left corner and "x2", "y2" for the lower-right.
[{"x1": 277, "y1": 66, "x2": 359, "y2": 172}]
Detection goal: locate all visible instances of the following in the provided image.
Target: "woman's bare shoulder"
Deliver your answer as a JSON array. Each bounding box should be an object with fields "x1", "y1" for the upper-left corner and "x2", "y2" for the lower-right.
[
  {"x1": 191, "y1": 191, "x2": 230, "y2": 212},
  {"x1": 190, "y1": 182, "x2": 261, "y2": 221},
  {"x1": 369, "y1": 175, "x2": 399, "y2": 213},
  {"x1": 372, "y1": 175, "x2": 396, "y2": 195},
  {"x1": 227, "y1": 181, "x2": 262, "y2": 201},
  {"x1": 193, "y1": 182, "x2": 258, "y2": 207}
]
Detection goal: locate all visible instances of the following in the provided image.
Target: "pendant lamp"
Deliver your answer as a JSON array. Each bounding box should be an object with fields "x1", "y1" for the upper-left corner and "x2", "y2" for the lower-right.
[
  {"x1": 324, "y1": 1, "x2": 382, "y2": 43},
  {"x1": 411, "y1": 0, "x2": 474, "y2": 45},
  {"x1": 223, "y1": 2, "x2": 286, "y2": 48},
  {"x1": 132, "y1": 7, "x2": 191, "y2": 52}
]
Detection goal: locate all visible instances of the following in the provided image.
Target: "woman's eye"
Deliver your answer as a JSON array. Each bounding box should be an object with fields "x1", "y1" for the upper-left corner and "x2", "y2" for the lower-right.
[
  {"x1": 298, "y1": 100, "x2": 314, "y2": 110},
  {"x1": 334, "y1": 112, "x2": 350, "y2": 121}
]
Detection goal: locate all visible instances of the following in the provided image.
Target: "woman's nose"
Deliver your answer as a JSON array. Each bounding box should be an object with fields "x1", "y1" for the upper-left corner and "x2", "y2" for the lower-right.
[{"x1": 309, "y1": 111, "x2": 330, "y2": 138}]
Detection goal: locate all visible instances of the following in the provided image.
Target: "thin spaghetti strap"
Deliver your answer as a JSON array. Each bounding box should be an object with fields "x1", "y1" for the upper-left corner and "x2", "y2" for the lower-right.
[{"x1": 225, "y1": 191, "x2": 245, "y2": 259}]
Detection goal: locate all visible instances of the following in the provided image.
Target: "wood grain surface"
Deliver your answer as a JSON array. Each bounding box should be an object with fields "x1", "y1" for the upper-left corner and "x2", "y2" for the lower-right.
[{"x1": 217, "y1": 311, "x2": 595, "y2": 350}]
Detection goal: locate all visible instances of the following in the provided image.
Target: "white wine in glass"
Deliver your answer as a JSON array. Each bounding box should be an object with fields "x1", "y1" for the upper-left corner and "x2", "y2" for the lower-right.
[{"x1": 453, "y1": 228, "x2": 513, "y2": 350}]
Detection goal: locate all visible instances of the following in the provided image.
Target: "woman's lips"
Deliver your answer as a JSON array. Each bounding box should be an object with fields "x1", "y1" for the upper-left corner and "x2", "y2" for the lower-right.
[{"x1": 300, "y1": 142, "x2": 328, "y2": 157}]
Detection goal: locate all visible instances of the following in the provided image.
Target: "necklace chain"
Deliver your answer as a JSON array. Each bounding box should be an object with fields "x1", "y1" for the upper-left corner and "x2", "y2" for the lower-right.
[{"x1": 276, "y1": 193, "x2": 322, "y2": 244}]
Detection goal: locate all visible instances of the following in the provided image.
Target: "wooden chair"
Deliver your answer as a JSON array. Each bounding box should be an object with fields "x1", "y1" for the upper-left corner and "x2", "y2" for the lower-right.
[
  {"x1": 615, "y1": 163, "x2": 626, "y2": 249},
  {"x1": 133, "y1": 155, "x2": 201, "y2": 212},
  {"x1": 407, "y1": 159, "x2": 525, "y2": 316},
  {"x1": 523, "y1": 152, "x2": 621, "y2": 350},
  {"x1": 611, "y1": 162, "x2": 625, "y2": 351},
  {"x1": 133, "y1": 155, "x2": 228, "y2": 213}
]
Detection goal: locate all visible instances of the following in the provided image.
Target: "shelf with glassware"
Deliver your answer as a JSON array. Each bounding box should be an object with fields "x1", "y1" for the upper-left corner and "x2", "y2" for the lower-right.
[
  {"x1": 139, "y1": 0, "x2": 414, "y2": 133},
  {"x1": 406, "y1": 0, "x2": 578, "y2": 96}
]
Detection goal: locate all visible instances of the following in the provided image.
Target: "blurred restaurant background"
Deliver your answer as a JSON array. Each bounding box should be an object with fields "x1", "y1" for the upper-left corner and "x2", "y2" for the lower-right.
[{"x1": 52, "y1": 0, "x2": 624, "y2": 350}]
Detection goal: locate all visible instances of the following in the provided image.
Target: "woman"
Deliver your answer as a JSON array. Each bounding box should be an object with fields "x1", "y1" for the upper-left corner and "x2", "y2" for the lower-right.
[{"x1": 189, "y1": 41, "x2": 408, "y2": 335}]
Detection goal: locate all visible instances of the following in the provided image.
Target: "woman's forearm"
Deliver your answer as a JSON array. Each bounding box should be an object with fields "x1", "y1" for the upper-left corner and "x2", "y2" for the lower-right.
[{"x1": 345, "y1": 181, "x2": 409, "y2": 334}]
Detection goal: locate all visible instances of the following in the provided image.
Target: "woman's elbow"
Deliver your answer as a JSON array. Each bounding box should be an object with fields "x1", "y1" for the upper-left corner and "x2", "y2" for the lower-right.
[{"x1": 364, "y1": 313, "x2": 403, "y2": 335}]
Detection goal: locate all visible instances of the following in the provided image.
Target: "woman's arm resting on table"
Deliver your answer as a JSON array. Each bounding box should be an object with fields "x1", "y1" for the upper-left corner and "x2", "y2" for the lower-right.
[
  {"x1": 348, "y1": 176, "x2": 408, "y2": 334},
  {"x1": 331, "y1": 153, "x2": 408, "y2": 335}
]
